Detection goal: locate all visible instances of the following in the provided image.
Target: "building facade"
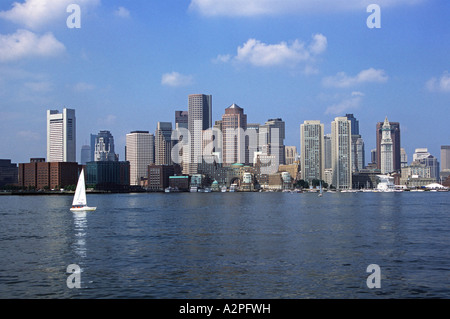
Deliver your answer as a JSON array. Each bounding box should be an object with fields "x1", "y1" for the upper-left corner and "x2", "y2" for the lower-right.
[
  {"x1": 47, "y1": 108, "x2": 76, "y2": 162},
  {"x1": 380, "y1": 117, "x2": 394, "y2": 174},
  {"x1": 222, "y1": 104, "x2": 247, "y2": 165},
  {"x1": 155, "y1": 122, "x2": 174, "y2": 165},
  {"x1": 331, "y1": 117, "x2": 352, "y2": 190},
  {"x1": 18, "y1": 159, "x2": 81, "y2": 190},
  {"x1": 300, "y1": 120, "x2": 324, "y2": 183},
  {"x1": 188, "y1": 94, "x2": 212, "y2": 175},
  {"x1": 85, "y1": 161, "x2": 130, "y2": 191},
  {"x1": 376, "y1": 120, "x2": 401, "y2": 172},
  {"x1": 126, "y1": 131, "x2": 155, "y2": 186},
  {"x1": 94, "y1": 130, "x2": 118, "y2": 162},
  {"x1": 0, "y1": 159, "x2": 18, "y2": 187}
]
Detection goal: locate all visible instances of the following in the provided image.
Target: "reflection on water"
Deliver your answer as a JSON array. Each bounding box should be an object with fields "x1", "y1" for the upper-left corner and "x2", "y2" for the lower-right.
[{"x1": 72, "y1": 211, "x2": 87, "y2": 259}]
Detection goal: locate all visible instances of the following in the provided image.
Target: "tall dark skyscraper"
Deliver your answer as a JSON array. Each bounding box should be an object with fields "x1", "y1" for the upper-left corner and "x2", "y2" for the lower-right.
[
  {"x1": 376, "y1": 120, "x2": 401, "y2": 172},
  {"x1": 175, "y1": 111, "x2": 189, "y2": 129},
  {"x1": 345, "y1": 114, "x2": 359, "y2": 135},
  {"x1": 188, "y1": 94, "x2": 212, "y2": 174}
]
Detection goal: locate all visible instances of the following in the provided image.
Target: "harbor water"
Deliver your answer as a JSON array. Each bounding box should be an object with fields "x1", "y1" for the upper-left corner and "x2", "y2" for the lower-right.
[{"x1": 0, "y1": 192, "x2": 449, "y2": 299}]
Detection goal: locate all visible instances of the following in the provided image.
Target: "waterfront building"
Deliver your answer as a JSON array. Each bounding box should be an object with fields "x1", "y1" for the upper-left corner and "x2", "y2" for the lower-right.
[
  {"x1": 222, "y1": 103, "x2": 248, "y2": 165},
  {"x1": 148, "y1": 164, "x2": 179, "y2": 191},
  {"x1": 300, "y1": 120, "x2": 324, "y2": 184},
  {"x1": 126, "y1": 131, "x2": 155, "y2": 186},
  {"x1": 331, "y1": 117, "x2": 352, "y2": 190},
  {"x1": 155, "y1": 122, "x2": 174, "y2": 165},
  {"x1": 188, "y1": 94, "x2": 212, "y2": 175},
  {"x1": 18, "y1": 159, "x2": 81, "y2": 190},
  {"x1": 47, "y1": 108, "x2": 76, "y2": 163},
  {"x1": 278, "y1": 163, "x2": 300, "y2": 182},
  {"x1": 94, "y1": 130, "x2": 118, "y2": 162},
  {"x1": 85, "y1": 161, "x2": 130, "y2": 192},
  {"x1": 197, "y1": 155, "x2": 230, "y2": 186},
  {"x1": 169, "y1": 175, "x2": 190, "y2": 191},
  {"x1": 380, "y1": 117, "x2": 394, "y2": 174},
  {"x1": 376, "y1": 120, "x2": 401, "y2": 172},
  {"x1": 0, "y1": 159, "x2": 18, "y2": 187}
]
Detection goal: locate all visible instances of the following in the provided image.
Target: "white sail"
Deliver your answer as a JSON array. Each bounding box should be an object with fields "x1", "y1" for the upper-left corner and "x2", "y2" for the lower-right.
[{"x1": 72, "y1": 169, "x2": 87, "y2": 206}]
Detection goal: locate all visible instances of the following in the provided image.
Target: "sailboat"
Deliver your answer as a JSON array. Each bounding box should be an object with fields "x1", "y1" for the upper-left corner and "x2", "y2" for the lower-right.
[
  {"x1": 318, "y1": 181, "x2": 323, "y2": 197},
  {"x1": 70, "y1": 169, "x2": 96, "y2": 212}
]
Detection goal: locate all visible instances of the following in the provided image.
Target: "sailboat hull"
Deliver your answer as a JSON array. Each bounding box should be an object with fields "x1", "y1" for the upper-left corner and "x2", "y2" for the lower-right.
[{"x1": 70, "y1": 206, "x2": 96, "y2": 212}]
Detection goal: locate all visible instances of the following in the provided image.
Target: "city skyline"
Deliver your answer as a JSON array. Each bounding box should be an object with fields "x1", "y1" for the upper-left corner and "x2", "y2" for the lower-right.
[{"x1": 0, "y1": 1, "x2": 449, "y2": 164}]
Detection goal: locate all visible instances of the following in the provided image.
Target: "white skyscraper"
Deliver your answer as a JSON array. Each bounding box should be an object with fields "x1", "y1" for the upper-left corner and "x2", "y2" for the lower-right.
[
  {"x1": 126, "y1": 131, "x2": 155, "y2": 186},
  {"x1": 380, "y1": 117, "x2": 394, "y2": 174},
  {"x1": 47, "y1": 108, "x2": 76, "y2": 162},
  {"x1": 331, "y1": 117, "x2": 352, "y2": 190},
  {"x1": 300, "y1": 120, "x2": 324, "y2": 183}
]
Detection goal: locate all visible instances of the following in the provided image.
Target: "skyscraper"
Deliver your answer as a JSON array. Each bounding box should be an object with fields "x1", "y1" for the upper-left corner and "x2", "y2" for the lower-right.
[
  {"x1": 222, "y1": 103, "x2": 247, "y2": 165},
  {"x1": 376, "y1": 120, "x2": 401, "y2": 172},
  {"x1": 94, "y1": 130, "x2": 118, "y2": 162},
  {"x1": 175, "y1": 111, "x2": 189, "y2": 129},
  {"x1": 331, "y1": 117, "x2": 352, "y2": 189},
  {"x1": 441, "y1": 146, "x2": 450, "y2": 171},
  {"x1": 300, "y1": 120, "x2": 324, "y2": 183},
  {"x1": 380, "y1": 117, "x2": 394, "y2": 174},
  {"x1": 260, "y1": 118, "x2": 286, "y2": 167},
  {"x1": 324, "y1": 134, "x2": 332, "y2": 169},
  {"x1": 345, "y1": 114, "x2": 364, "y2": 172},
  {"x1": 155, "y1": 122, "x2": 173, "y2": 165},
  {"x1": 126, "y1": 131, "x2": 155, "y2": 186},
  {"x1": 345, "y1": 114, "x2": 360, "y2": 135},
  {"x1": 80, "y1": 145, "x2": 91, "y2": 165},
  {"x1": 47, "y1": 108, "x2": 76, "y2": 163},
  {"x1": 188, "y1": 94, "x2": 212, "y2": 174}
]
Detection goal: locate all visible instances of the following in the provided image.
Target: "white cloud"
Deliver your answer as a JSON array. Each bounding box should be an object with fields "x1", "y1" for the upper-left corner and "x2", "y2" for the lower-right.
[
  {"x1": 426, "y1": 72, "x2": 450, "y2": 93},
  {"x1": 322, "y1": 68, "x2": 388, "y2": 88},
  {"x1": 325, "y1": 91, "x2": 365, "y2": 115},
  {"x1": 217, "y1": 34, "x2": 326, "y2": 68},
  {"x1": 0, "y1": 0, "x2": 100, "y2": 30},
  {"x1": 73, "y1": 82, "x2": 95, "y2": 92},
  {"x1": 161, "y1": 72, "x2": 194, "y2": 87},
  {"x1": 24, "y1": 81, "x2": 52, "y2": 92},
  {"x1": 189, "y1": 0, "x2": 424, "y2": 17},
  {"x1": 0, "y1": 29, "x2": 65, "y2": 62},
  {"x1": 114, "y1": 7, "x2": 130, "y2": 19}
]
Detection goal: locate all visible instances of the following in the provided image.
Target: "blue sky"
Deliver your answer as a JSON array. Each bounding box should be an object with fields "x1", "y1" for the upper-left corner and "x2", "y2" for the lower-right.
[{"x1": 0, "y1": 0, "x2": 449, "y2": 164}]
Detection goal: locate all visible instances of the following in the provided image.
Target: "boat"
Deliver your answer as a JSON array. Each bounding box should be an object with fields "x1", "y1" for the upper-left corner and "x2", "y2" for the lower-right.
[
  {"x1": 190, "y1": 186, "x2": 198, "y2": 193},
  {"x1": 70, "y1": 169, "x2": 96, "y2": 212},
  {"x1": 318, "y1": 181, "x2": 323, "y2": 197},
  {"x1": 221, "y1": 186, "x2": 227, "y2": 192}
]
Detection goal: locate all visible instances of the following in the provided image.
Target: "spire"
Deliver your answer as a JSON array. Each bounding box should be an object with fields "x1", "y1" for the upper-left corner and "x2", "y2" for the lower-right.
[{"x1": 382, "y1": 116, "x2": 391, "y2": 130}]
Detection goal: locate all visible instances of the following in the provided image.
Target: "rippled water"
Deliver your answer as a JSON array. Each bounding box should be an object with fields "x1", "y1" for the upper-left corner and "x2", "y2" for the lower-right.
[{"x1": 0, "y1": 192, "x2": 449, "y2": 299}]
